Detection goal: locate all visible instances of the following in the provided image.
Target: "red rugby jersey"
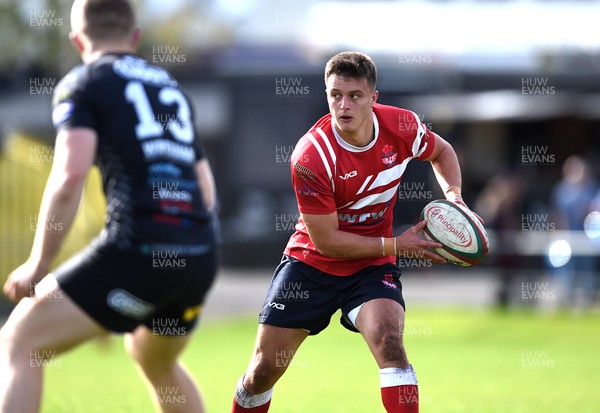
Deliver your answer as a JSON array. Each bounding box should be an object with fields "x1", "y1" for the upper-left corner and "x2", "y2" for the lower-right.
[{"x1": 284, "y1": 103, "x2": 436, "y2": 276}]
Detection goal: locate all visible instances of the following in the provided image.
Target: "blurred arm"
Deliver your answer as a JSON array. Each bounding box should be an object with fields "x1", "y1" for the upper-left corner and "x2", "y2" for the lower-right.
[
  {"x1": 195, "y1": 158, "x2": 216, "y2": 211},
  {"x1": 29, "y1": 127, "x2": 97, "y2": 272}
]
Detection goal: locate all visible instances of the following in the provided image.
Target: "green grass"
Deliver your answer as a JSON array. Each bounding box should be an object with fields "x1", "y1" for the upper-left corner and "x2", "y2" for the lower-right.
[{"x1": 41, "y1": 308, "x2": 600, "y2": 413}]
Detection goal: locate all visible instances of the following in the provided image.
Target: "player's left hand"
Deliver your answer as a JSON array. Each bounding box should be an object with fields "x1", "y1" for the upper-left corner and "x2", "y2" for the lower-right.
[
  {"x1": 446, "y1": 193, "x2": 484, "y2": 224},
  {"x1": 3, "y1": 261, "x2": 48, "y2": 302}
]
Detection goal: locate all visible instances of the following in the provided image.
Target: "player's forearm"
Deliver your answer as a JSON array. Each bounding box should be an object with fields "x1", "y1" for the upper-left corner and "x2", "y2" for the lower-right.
[
  {"x1": 312, "y1": 230, "x2": 394, "y2": 259},
  {"x1": 430, "y1": 140, "x2": 462, "y2": 197},
  {"x1": 29, "y1": 177, "x2": 84, "y2": 270}
]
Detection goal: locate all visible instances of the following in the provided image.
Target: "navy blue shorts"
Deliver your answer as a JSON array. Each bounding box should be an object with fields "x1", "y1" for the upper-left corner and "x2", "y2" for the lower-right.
[
  {"x1": 258, "y1": 256, "x2": 405, "y2": 335},
  {"x1": 54, "y1": 237, "x2": 218, "y2": 334}
]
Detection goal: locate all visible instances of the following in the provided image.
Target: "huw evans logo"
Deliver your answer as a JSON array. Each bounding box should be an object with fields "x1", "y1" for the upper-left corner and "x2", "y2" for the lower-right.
[
  {"x1": 275, "y1": 350, "x2": 309, "y2": 368},
  {"x1": 30, "y1": 77, "x2": 56, "y2": 96},
  {"x1": 521, "y1": 214, "x2": 555, "y2": 232},
  {"x1": 275, "y1": 77, "x2": 310, "y2": 97},
  {"x1": 275, "y1": 214, "x2": 300, "y2": 233},
  {"x1": 398, "y1": 181, "x2": 433, "y2": 201},
  {"x1": 29, "y1": 350, "x2": 63, "y2": 368},
  {"x1": 152, "y1": 250, "x2": 187, "y2": 269},
  {"x1": 521, "y1": 350, "x2": 556, "y2": 368},
  {"x1": 152, "y1": 45, "x2": 187, "y2": 65},
  {"x1": 30, "y1": 10, "x2": 63, "y2": 28},
  {"x1": 521, "y1": 281, "x2": 556, "y2": 301},
  {"x1": 152, "y1": 318, "x2": 187, "y2": 336},
  {"x1": 399, "y1": 53, "x2": 433, "y2": 65},
  {"x1": 521, "y1": 146, "x2": 556, "y2": 166},
  {"x1": 398, "y1": 250, "x2": 433, "y2": 269},
  {"x1": 521, "y1": 77, "x2": 555, "y2": 96},
  {"x1": 29, "y1": 145, "x2": 54, "y2": 163},
  {"x1": 156, "y1": 387, "x2": 187, "y2": 406},
  {"x1": 275, "y1": 282, "x2": 309, "y2": 301}
]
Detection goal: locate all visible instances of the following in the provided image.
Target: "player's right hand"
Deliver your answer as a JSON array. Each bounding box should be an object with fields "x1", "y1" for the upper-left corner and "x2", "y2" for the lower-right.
[
  {"x1": 395, "y1": 220, "x2": 447, "y2": 264},
  {"x1": 3, "y1": 261, "x2": 47, "y2": 302}
]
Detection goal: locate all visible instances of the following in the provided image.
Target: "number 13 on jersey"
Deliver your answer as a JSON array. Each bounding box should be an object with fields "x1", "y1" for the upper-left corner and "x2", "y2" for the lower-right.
[{"x1": 125, "y1": 80, "x2": 193, "y2": 144}]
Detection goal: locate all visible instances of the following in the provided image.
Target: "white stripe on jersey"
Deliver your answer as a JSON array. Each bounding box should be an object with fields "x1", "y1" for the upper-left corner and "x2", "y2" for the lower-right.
[
  {"x1": 316, "y1": 128, "x2": 337, "y2": 166},
  {"x1": 316, "y1": 127, "x2": 337, "y2": 192},
  {"x1": 349, "y1": 185, "x2": 398, "y2": 210},
  {"x1": 366, "y1": 158, "x2": 410, "y2": 192},
  {"x1": 357, "y1": 175, "x2": 373, "y2": 195},
  {"x1": 409, "y1": 110, "x2": 428, "y2": 158},
  {"x1": 307, "y1": 133, "x2": 333, "y2": 185}
]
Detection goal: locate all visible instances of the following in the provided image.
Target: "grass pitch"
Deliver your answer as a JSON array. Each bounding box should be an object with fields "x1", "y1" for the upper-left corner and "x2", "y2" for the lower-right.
[{"x1": 40, "y1": 307, "x2": 600, "y2": 413}]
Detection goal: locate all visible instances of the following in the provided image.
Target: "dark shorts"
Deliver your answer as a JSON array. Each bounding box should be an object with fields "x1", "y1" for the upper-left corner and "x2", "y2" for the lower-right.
[
  {"x1": 258, "y1": 256, "x2": 405, "y2": 335},
  {"x1": 53, "y1": 237, "x2": 218, "y2": 334}
]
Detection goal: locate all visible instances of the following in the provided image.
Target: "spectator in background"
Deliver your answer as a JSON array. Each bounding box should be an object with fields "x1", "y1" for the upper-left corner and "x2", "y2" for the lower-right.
[
  {"x1": 550, "y1": 155, "x2": 597, "y2": 308},
  {"x1": 475, "y1": 171, "x2": 524, "y2": 307}
]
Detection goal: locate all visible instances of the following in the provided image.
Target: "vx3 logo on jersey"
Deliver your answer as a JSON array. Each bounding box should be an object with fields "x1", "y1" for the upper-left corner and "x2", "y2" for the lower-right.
[
  {"x1": 339, "y1": 170, "x2": 358, "y2": 180},
  {"x1": 267, "y1": 301, "x2": 286, "y2": 310}
]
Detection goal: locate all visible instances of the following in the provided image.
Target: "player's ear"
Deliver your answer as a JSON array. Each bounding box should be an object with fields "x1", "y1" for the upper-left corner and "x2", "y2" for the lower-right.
[
  {"x1": 372, "y1": 90, "x2": 379, "y2": 105},
  {"x1": 69, "y1": 32, "x2": 85, "y2": 53},
  {"x1": 131, "y1": 28, "x2": 142, "y2": 49}
]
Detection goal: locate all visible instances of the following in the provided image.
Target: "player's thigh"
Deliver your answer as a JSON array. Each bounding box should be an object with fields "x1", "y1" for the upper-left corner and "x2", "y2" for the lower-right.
[
  {"x1": 259, "y1": 256, "x2": 341, "y2": 334},
  {"x1": 0, "y1": 274, "x2": 107, "y2": 356},
  {"x1": 354, "y1": 298, "x2": 408, "y2": 366},
  {"x1": 125, "y1": 325, "x2": 192, "y2": 368}
]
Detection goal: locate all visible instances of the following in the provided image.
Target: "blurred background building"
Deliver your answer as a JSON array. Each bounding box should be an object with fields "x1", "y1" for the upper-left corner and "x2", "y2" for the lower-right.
[{"x1": 1, "y1": 0, "x2": 599, "y2": 310}]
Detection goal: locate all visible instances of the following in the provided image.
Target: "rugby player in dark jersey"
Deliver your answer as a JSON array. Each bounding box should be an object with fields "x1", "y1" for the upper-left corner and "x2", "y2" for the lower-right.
[{"x1": 0, "y1": 1, "x2": 218, "y2": 412}]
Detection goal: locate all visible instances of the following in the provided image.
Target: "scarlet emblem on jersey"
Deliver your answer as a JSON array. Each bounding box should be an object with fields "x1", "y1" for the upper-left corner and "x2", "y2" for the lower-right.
[{"x1": 381, "y1": 145, "x2": 397, "y2": 166}]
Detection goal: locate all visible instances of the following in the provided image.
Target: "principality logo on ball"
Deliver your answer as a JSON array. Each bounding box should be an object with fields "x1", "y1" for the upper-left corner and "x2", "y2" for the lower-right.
[{"x1": 420, "y1": 200, "x2": 489, "y2": 266}]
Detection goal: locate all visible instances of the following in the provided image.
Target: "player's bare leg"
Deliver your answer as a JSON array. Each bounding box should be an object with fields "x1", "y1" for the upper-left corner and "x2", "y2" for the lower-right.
[
  {"x1": 125, "y1": 327, "x2": 204, "y2": 413},
  {"x1": 355, "y1": 298, "x2": 419, "y2": 413},
  {"x1": 0, "y1": 275, "x2": 108, "y2": 413},
  {"x1": 232, "y1": 324, "x2": 309, "y2": 412}
]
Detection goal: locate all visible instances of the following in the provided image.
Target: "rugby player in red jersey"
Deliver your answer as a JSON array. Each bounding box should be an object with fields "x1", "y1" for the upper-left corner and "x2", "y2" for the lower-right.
[
  {"x1": 231, "y1": 52, "x2": 472, "y2": 412},
  {"x1": 0, "y1": 1, "x2": 219, "y2": 412}
]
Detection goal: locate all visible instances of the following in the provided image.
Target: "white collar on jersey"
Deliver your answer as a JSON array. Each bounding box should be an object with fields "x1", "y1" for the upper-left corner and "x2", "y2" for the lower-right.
[{"x1": 331, "y1": 112, "x2": 380, "y2": 152}]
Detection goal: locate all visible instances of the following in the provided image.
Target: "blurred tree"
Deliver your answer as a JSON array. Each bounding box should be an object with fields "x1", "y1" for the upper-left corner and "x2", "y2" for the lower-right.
[
  {"x1": 0, "y1": 0, "x2": 238, "y2": 78},
  {"x1": 137, "y1": 1, "x2": 236, "y2": 73},
  {"x1": 0, "y1": 0, "x2": 76, "y2": 78}
]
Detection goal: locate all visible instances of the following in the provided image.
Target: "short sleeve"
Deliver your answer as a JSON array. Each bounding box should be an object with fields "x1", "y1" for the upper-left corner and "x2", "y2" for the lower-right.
[
  {"x1": 398, "y1": 109, "x2": 435, "y2": 160},
  {"x1": 290, "y1": 136, "x2": 337, "y2": 215},
  {"x1": 193, "y1": 133, "x2": 206, "y2": 161},
  {"x1": 52, "y1": 67, "x2": 97, "y2": 133}
]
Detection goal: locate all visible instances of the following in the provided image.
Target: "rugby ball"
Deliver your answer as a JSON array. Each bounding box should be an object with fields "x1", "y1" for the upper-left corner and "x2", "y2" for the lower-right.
[{"x1": 420, "y1": 200, "x2": 489, "y2": 266}]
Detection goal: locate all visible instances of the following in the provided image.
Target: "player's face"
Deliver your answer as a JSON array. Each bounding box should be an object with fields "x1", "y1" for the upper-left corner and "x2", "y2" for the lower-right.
[{"x1": 326, "y1": 74, "x2": 378, "y2": 145}]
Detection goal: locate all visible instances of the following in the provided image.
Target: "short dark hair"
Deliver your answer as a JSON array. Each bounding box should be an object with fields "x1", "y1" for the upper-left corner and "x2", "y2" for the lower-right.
[
  {"x1": 324, "y1": 51, "x2": 377, "y2": 90},
  {"x1": 82, "y1": 0, "x2": 136, "y2": 42}
]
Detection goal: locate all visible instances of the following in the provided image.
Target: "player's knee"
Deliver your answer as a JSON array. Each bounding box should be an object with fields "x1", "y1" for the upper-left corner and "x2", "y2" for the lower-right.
[
  {"x1": 0, "y1": 301, "x2": 38, "y2": 361},
  {"x1": 0, "y1": 325, "x2": 31, "y2": 364},
  {"x1": 125, "y1": 337, "x2": 174, "y2": 380},
  {"x1": 124, "y1": 336, "x2": 150, "y2": 368},
  {"x1": 381, "y1": 331, "x2": 405, "y2": 362},
  {"x1": 370, "y1": 323, "x2": 405, "y2": 363}
]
